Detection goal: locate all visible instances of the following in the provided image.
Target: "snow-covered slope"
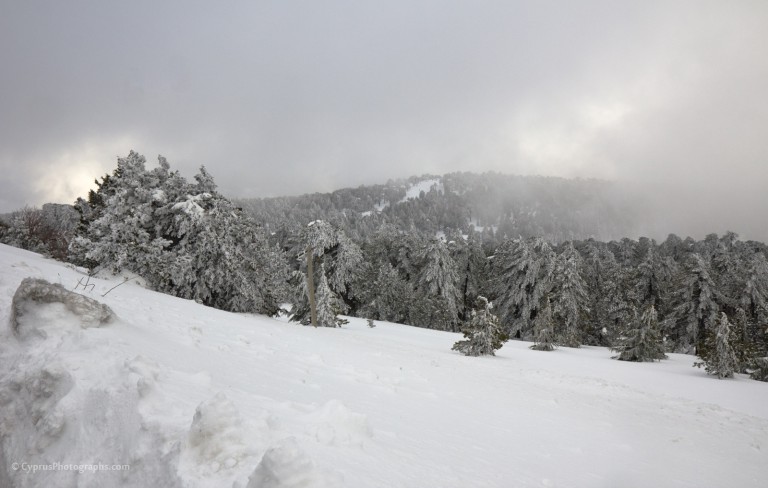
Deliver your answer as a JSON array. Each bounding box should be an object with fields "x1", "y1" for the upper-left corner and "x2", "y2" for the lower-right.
[
  {"x1": 1, "y1": 243, "x2": 767, "y2": 488},
  {"x1": 398, "y1": 178, "x2": 443, "y2": 203}
]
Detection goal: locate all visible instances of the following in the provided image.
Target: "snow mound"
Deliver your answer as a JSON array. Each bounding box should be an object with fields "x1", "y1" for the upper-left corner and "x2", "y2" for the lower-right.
[
  {"x1": 245, "y1": 437, "x2": 340, "y2": 488},
  {"x1": 183, "y1": 393, "x2": 255, "y2": 475},
  {"x1": 126, "y1": 355, "x2": 161, "y2": 398},
  {"x1": 301, "y1": 400, "x2": 372, "y2": 448},
  {"x1": 10, "y1": 277, "x2": 115, "y2": 335}
]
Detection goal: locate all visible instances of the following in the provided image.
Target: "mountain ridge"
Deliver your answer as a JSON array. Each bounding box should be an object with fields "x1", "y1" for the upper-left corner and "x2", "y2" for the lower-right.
[{"x1": 236, "y1": 171, "x2": 641, "y2": 244}]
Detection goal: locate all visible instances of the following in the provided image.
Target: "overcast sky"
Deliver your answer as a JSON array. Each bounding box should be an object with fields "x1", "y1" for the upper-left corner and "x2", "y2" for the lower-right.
[{"x1": 1, "y1": 1, "x2": 766, "y2": 239}]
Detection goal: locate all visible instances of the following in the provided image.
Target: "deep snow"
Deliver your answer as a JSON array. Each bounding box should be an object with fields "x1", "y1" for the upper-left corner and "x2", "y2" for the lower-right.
[{"x1": 1, "y1": 243, "x2": 767, "y2": 488}]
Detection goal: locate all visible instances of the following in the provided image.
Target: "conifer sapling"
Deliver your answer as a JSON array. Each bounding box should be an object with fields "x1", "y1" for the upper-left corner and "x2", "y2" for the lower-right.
[{"x1": 452, "y1": 297, "x2": 508, "y2": 356}]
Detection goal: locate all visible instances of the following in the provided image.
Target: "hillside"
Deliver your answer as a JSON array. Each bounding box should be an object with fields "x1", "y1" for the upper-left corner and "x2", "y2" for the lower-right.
[
  {"x1": 1, "y1": 243, "x2": 767, "y2": 488},
  {"x1": 236, "y1": 172, "x2": 640, "y2": 244}
]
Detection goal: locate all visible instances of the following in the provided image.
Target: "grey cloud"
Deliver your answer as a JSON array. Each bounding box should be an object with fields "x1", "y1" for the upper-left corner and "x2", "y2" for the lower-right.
[{"x1": 1, "y1": 1, "x2": 766, "y2": 239}]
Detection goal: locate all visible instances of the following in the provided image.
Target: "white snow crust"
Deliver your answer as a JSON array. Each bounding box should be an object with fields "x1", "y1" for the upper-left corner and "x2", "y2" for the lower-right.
[{"x1": 1, "y1": 243, "x2": 767, "y2": 487}]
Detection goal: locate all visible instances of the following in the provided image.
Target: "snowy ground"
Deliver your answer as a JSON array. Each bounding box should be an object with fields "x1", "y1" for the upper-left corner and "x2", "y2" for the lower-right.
[{"x1": 1, "y1": 243, "x2": 767, "y2": 488}]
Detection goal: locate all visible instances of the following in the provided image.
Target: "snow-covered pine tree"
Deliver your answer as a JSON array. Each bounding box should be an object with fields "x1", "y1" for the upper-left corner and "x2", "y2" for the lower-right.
[
  {"x1": 612, "y1": 303, "x2": 667, "y2": 362},
  {"x1": 315, "y1": 263, "x2": 344, "y2": 327},
  {"x1": 695, "y1": 312, "x2": 738, "y2": 379},
  {"x1": 70, "y1": 153, "x2": 289, "y2": 316},
  {"x1": 447, "y1": 230, "x2": 488, "y2": 321},
  {"x1": 750, "y1": 358, "x2": 768, "y2": 382},
  {"x1": 193, "y1": 165, "x2": 217, "y2": 193},
  {"x1": 740, "y1": 252, "x2": 768, "y2": 336},
  {"x1": 299, "y1": 220, "x2": 338, "y2": 327},
  {"x1": 151, "y1": 170, "x2": 289, "y2": 314},
  {"x1": 327, "y1": 231, "x2": 363, "y2": 307},
  {"x1": 604, "y1": 258, "x2": 640, "y2": 341},
  {"x1": 668, "y1": 253, "x2": 719, "y2": 353},
  {"x1": 709, "y1": 232, "x2": 743, "y2": 301},
  {"x1": 581, "y1": 241, "x2": 620, "y2": 346},
  {"x1": 530, "y1": 295, "x2": 557, "y2": 351},
  {"x1": 452, "y1": 296, "x2": 507, "y2": 356},
  {"x1": 491, "y1": 237, "x2": 554, "y2": 339},
  {"x1": 71, "y1": 151, "x2": 168, "y2": 275},
  {"x1": 634, "y1": 240, "x2": 664, "y2": 310},
  {"x1": 412, "y1": 237, "x2": 461, "y2": 331},
  {"x1": 551, "y1": 242, "x2": 589, "y2": 347},
  {"x1": 365, "y1": 262, "x2": 412, "y2": 324},
  {"x1": 730, "y1": 308, "x2": 761, "y2": 374}
]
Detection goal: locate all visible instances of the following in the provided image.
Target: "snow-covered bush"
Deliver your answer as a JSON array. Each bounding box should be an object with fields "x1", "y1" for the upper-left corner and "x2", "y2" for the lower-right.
[{"x1": 0, "y1": 205, "x2": 77, "y2": 260}]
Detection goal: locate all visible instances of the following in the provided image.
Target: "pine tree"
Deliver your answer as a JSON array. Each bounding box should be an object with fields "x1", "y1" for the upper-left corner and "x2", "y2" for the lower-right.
[
  {"x1": 668, "y1": 253, "x2": 719, "y2": 353},
  {"x1": 300, "y1": 220, "x2": 338, "y2": 327},
  {"x1": 530, "y1": 296, "x2": 557, "y2": 351},
  {"x1": 69, "y1": 152, "x2": 289, "y2": 316},
  {"x1": 452, "y1": 297, "x2": 508, "y2": 356},
  {"x1": 327, "y1": 231, "x2": 364, "y2": 311},
  {"x1": 551, "y1": 242, "x2": 589, "y2": 347},
  {"x1": 730, "y1": 308, "x2": 761, "y2": 374},
  {"x1": 749, "y1": 358, "x2": 768, "y2": 382},
  {"x1": 315, "y1": 263, "x2": 343, "y2": 327},
  {"x1": 448, "y1": 231, "x2": 488, "y2": 321},
  {"x1": 695, "y1": 312, "x2": 738, "y2": 379},
  {"x1": 582, "y1": 242, "x2": 620, "y2": 346},
  {"x1": 612, "y1": 304, "x2": 667, "y2": 362},
  {"x1": 365, "y1": 262, "x2": 412, "y2": 323},
  {"x1": 634, "y1": 241, "x2": 665, "y2": 310},
  {"x1": 491, "y1": 237, "x2": 554, "y2": 339},
  {"x1": 740, "y1": 253, "x2": 768, "y2": 331},
  {"x1": 412, "y1": 237, "x2": 461, "y2": 331}
]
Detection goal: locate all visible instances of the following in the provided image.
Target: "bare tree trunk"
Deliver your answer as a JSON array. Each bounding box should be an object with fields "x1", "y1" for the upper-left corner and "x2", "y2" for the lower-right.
[{"x1": 306, "y1": 246, "x2": 318, "y2": 327}]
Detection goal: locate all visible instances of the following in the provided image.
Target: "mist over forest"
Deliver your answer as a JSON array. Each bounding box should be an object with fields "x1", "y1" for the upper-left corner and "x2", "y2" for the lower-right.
[{"x1": 235, "y1": 171, "x2": 766, "y2": 244}]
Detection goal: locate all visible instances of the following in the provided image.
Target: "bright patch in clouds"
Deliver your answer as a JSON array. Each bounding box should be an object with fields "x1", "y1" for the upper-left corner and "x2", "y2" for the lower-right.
[
  {"x1": 33, "y1": 138, "x2": 136, "y2": 206},
  {"x1": 511, "y1": 100, "x2": 632, "y2": 180}
]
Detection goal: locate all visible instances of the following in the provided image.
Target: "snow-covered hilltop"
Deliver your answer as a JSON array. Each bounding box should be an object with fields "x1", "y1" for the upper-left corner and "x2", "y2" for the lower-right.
[
  {"x1": 236, "y1": 172, "x2": 638, "y2": 244},
  {"x1": 1, "y1": 243, "x2": 767, "y2": 488}
]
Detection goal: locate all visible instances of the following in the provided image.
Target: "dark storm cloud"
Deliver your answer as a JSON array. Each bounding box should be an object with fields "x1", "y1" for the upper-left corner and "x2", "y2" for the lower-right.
[{"x1": 1, "y1": 1, "x2": 766, "y2": 239}]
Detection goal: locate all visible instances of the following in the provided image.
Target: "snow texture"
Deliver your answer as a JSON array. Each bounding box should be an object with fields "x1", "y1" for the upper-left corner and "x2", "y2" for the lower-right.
[{"x1": 1, "y1": 243, "x2": 768, "y2": 488}]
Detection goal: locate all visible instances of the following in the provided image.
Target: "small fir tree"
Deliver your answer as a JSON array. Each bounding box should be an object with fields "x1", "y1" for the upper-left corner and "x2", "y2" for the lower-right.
[
  {"x1": 612, "y1": 304, "x2": 667, "y2": 362},
  {"x1": 452, "y1": 297, "x2": 508, "y2": 356},
  {"x1": 695, "y1": 312, "x2": 738, "y2": 379}
]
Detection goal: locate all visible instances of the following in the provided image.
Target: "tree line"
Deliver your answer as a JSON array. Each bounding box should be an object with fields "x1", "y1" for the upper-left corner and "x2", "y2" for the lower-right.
[{"x1": 1, "y1": 153, "x2": 765, "y2": 379}]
